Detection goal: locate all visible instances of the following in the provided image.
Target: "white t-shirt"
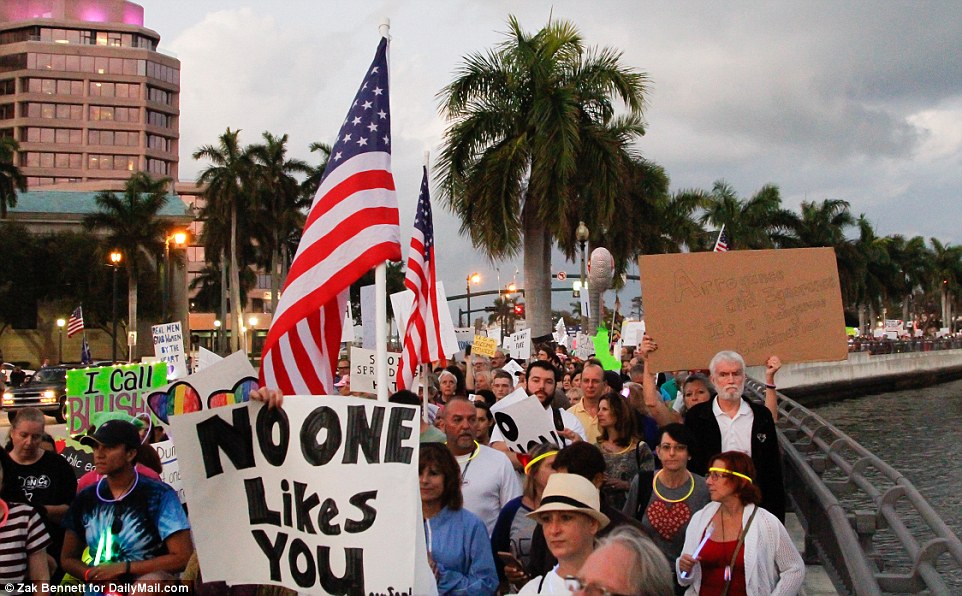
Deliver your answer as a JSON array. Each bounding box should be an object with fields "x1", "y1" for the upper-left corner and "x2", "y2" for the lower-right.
[
  {"x1": 520, "y1": 566, "x2": 571, "y2": 594},
  {"x1": 457, "y1": 444, "x2": 522, "y2": 534}
]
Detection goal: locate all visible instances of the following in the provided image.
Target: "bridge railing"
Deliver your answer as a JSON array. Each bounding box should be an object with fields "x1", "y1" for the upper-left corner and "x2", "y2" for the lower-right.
[
  {"x1": 745, "y1": 380, "x2": 962, "y2": 595},
  {"x1": 848, "y1": 337, "x2": 962, "y2": 354}
]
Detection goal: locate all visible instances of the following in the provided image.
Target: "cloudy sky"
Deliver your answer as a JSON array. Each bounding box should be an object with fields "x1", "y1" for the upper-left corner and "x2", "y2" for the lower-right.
[{"x1": 140, "y1": 0, "x2": 962, "y2": 315}]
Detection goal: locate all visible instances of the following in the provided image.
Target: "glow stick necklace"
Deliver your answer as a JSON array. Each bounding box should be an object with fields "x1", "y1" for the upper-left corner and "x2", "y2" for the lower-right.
[
  {"x1": 652, "y1": 470, "x2": 695, "y2": 503},
  {"x1": 680, "y1": 524, "x2": 713, "y2": 579},
  {"x1": 96, "y1": 468, "x2": 140, "y2": 504}
]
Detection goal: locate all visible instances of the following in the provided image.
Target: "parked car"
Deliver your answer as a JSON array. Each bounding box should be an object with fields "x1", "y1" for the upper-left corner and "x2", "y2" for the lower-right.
[
  {"x1": 2, "y1": 364, "x2": 80, "y2": 423},
  {"x1": 2, "y1": 362, "x2": 36, "y2": 385}
]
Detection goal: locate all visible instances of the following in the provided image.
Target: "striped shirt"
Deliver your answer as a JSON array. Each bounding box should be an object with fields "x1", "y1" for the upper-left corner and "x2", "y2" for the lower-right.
[{"x1": 0, "y1": 502, "x2": 50, "y2": 582}]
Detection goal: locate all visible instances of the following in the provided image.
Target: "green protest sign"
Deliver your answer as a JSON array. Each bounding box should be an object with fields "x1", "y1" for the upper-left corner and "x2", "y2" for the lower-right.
[{"x1": 65, "y1": 363, "x2": 167, "y2": 435}]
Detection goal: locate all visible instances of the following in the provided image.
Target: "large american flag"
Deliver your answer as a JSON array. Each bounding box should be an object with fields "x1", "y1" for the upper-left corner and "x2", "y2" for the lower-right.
[
  {"x1": 713, "y1": 225, "x2": 729, "y2": 252},
  {"x1": 260, "y1": 37, "x2": 401, "y2": 395},
  {"x1": 396, "y1": 166, "x2": 444, "y2": 390},
  {"x1": 67, "y1": 305, "x2": 84, "y2": 337}
]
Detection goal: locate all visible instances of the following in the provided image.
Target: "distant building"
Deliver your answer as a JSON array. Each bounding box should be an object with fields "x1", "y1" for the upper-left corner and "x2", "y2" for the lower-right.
[{"x1": 0, "y1": 0, "x2": 179, "y2": 188}]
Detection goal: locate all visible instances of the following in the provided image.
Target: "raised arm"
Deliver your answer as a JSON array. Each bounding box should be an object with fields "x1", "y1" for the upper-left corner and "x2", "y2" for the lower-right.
[
  {"x1": 638, "y1": 335, "x2": 681, "y2": 426},
  {"x1": 764, "y1": 355, "x2": 782, "y2": 421}
]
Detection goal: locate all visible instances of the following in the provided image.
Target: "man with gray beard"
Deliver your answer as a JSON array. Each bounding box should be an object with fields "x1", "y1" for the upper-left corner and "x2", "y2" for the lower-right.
[{"x1": 684, "y1": 350, "x2": 786, "y2": 521}]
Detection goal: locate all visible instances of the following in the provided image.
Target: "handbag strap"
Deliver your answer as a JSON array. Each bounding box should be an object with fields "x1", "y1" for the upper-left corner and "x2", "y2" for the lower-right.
[{"x1": 720, "y1": 505, "x2": 759, "y2": 596}]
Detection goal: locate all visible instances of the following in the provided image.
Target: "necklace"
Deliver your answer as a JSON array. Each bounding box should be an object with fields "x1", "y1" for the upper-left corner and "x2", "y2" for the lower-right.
[
  {"x1": 652, "y1": 470, "x2": 695, "y2": 503},
  {"x1": 459, "y1": 441, "x2": 480, "y2": 485},
  {"x1": 604, "y1": 440, "x2": 634, "y2": 455},
  {"x1": 97, "y1": 468, "x2": 140, "y2": 504}
]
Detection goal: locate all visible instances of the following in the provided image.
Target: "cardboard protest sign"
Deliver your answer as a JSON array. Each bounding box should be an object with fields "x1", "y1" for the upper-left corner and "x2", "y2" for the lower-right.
[
  {"x1": 638, "y1": 247, "x2": 848, "y2": 372},
  {"x1": 144, "y1": 350, "x2": 259, "y2": 424},
  {"x1": 490, "y1": 393, "x2": 566, "y2": 453},
  {"x1": 152, "y1": 439, "x2": 186, "y2": 504},
  {"x1": 349, "y1": 347, "x2": 402, "y2": 395},
  {"x1": 510, "y1": 328, "x2": 532, "y2": 360},
  {"x1": 152, "y1": 321, "x2": 188, "y2": 380},
  {"x1": 169, "y1": 396, "x2": 421, "y2": 595},
  {"x1": 55, "y1": 436, "x2": 95, "y2": 479},
  {"x1": 65, "y1": 363, "x2": 167, "y2": 435},
  {"x1": 472, "y1": 335, "x2": 498, "y2": 358}
]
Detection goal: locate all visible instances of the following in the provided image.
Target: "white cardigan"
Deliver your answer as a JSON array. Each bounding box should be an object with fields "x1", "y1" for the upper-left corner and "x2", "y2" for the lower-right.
[{"x1": 675, "y1": 502, "x2": 804, "y2": 596}]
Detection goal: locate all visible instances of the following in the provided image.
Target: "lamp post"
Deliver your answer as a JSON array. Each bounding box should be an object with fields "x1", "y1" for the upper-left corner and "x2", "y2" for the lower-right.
[
  {"x1": 56, "y1": 318, "x2": 65, "y2": 364},
  {"x1": 248, "y1": 316, "x2": 258, "y2": 356},
  {"x1": 576, "y1": 221, "x2": 590, "y2": 330},
  {"x1": 109, "y1": 250, "x2": 123, "y2": 362},
  {"x1": 213, "y1": 319, "x2": 222, "y2": 354},
  {"x1": 162, "y1": 230, "x2": 188, "y2": 322},
  {"x1": 465, "y1": 272, "x2": 481, "y2": 328}
]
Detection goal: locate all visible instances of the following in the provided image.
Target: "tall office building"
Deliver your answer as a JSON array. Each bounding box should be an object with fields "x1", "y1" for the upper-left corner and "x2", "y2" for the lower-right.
[{"x1": 0, "y1": 0, "x2": 179, "y2": 188}]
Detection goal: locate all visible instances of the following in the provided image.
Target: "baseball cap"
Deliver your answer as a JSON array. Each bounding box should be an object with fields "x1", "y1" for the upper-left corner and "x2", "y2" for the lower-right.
[{"x1": 80, "y1": 419, "x2": 141, "y2": 450}]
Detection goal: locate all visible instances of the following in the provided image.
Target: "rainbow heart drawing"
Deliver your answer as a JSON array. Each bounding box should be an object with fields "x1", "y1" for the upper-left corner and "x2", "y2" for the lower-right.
[
  {"x1": 147, "y1": 382, "x2": 202, "y2": 424},
  {"x1": 207, "y1": 377, "x2": 259, "y2": 409}
]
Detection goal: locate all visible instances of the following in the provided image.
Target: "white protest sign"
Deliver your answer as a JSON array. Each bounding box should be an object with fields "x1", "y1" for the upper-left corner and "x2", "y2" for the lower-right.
[
  {"x1": 501, "y1": 359, "x2": 525, "y2": 386},
  {"x1": 580, "y1": 290, "x2": 590, "y2": 324},
  {"x1": 152, "y1": 321, "x2": 188, "y2": 380},
  {"x1": 341, "y1": 301, "x2": 356, "y2": 343},
  {"x1": 510, "y1": 328, "x2": 532, "y2": 360},
  {"x1": 390, "y1": 282, "x2": 459, "y2": 358},
  {"x1": 454, "y1": 327, "x2": 475, "y2": 354},
  {"x1": 490, "y1": 394, "x2": 565, "y2": 453},
  {"x1": 169, "y1": 396, "x2": 421, "y2": 595},
  {"x1": 361, "y1": 285, "x2": 376, "y2": 348},
  {"x1": 491, "y1": 386, "x2": 529, "y2": 412},
  {"x1": 621, "y1": 321, "x2": 646, "y2": 346},
  {"x1": 350, "y1": 347, "x2": 402, "y2": 395},
  {"x1": 576, "y1": 332, "x2": 592, "y2": 359},
  {"x1": 152, "y1": 439, "x2": 185, "y2": 504},
  {"x1": 196, "y1": 347, "x2": 222, "y2": 372},
  {"x1": 554, "y1": 319, "x2": 569, "y2": 348}
]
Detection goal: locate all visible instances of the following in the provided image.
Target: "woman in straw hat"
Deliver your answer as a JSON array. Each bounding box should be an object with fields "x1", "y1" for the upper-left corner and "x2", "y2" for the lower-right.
[{"x1": 519, "y1": 473, "x2": 609, "y2": 594}]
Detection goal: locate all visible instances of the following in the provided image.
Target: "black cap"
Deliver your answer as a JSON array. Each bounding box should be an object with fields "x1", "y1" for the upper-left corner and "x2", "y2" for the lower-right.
[{"x1": 80, "y1": 419, "x2": 141, "y2": 450}]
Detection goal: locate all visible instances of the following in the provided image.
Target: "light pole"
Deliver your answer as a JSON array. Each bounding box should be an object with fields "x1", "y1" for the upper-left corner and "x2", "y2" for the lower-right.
[
  {"x1": 162, "y1": 230, "x2": 188, "y2": 322},
  {"x1": 248, "y1": 316, "x2": 258, "y2": 356},
  {"x1": 576, "y1": 221, "x2": 590, "y2": 330},
  {"x1": 213, "y1": 319, "x2": 222, "y2": 354},
  {"x1": 465, "y1": 272, "x2": 481, "y2": 328},
  {"x1": 109, "y1": 250, "x2": 123, "y2": 362},
  {"x1": 56, "y1": 318, "x2": 65, "y2": 363}
]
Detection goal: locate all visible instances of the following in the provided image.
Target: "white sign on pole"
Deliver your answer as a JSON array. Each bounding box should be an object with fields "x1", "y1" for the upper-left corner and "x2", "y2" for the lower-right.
[
  {"x1": 554, "y1": 319, "x2": 568, "y2": 347},
  {"x1": 151, "y1": 322, "x2": 188, "y2": 380},
  {"x1": 390, "y1": 282, "x2": 459, "y2": 358},
  {"x1": 350, "y1": 347, "x2": 402, "y2": 395},
  {"x1": 489, "y1": 393, "x2": 565, "y2": 453},
  {"x1": 168, "y1": 396, "x2": 421, "y2": 595},
  {"x1": 580, "y1": 290, "x2": 590, "y2": 324},
  {"x1": 576, "y1": 332, "x2": 592, "y2": 359},
  {"x1": 501, "y1": 360, "x2": 525, "y2": 387},
  {"x1": 510, "y1": 328, "x2": 532, "y2": 360},
  {"x1": 341, "y1": 301, "x2": 356, "y2": 343},
  {"x1": 621, "y1": 321, "x2": 646, "y2": 346}
]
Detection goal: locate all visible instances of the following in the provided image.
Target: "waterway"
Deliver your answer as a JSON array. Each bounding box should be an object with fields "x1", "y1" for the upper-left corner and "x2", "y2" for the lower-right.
[{"x1": 813, "y1": 379, "x2": 962, "y2": 588}]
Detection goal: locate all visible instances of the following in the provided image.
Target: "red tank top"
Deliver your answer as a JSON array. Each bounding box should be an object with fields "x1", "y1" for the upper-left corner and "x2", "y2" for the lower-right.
[{"x1": 698, "y1": 537, "x2": 747, "y2": 596}]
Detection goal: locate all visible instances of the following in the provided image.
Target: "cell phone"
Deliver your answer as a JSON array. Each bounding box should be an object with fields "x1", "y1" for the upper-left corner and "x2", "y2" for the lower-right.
[{"x1": 497, "y1": 551, "x2": 524, "y2": 570}]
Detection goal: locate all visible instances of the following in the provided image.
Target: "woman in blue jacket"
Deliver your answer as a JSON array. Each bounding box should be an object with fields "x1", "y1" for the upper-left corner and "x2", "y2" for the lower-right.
[{"x1": 420, "y1": 443, "x2": 499, "y2": 595}]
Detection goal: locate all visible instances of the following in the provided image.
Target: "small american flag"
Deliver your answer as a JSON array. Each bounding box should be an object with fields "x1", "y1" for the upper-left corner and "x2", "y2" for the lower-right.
[
  {"x1": 67, "y1": 306, "x2": 84, "y2": 337},
  {"x1": 396, "y1": 166, "x2": 444, "y2": 391},
  {"x1": 260, "y1": 36, "x2": 401, "y2": 395},
  {"x1": 713, "y1": 225, "x2": 729, "y2": 252}
]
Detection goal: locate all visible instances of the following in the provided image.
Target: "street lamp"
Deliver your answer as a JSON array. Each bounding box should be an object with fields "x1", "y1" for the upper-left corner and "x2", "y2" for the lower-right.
[
  {"x1": 56, "y1": 318, "x2": 65, "y2": 363},
  {"x1": 465, "y1": 272, "x2": 481, "y2": 328},
  {"x1": 162, "y1": 230, "x2": 188, "y2": 322},
  {"x1": 576, "y1": 221, "x2": 590, "y2": 329},
  {"x1": 213, "y1": 319, "x2": 222, "y2": 354},
  {"x1": 109, "y1": 250, "x2": 123, "y2": 362},
  {"x1": 248, "y1": 316, "x2": 258, "y2": 355}
]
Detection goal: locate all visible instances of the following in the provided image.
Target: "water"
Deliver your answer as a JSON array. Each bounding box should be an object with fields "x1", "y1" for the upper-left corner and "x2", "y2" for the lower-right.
[{"x1": 813, "y1": 379, "x2": 962, "y2": 589}]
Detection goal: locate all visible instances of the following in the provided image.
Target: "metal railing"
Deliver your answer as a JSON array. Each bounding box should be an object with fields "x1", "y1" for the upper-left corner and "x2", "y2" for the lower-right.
[
  {"x1": 848, "y1": 337, "x2": 962, "y2": 354},
  {"x1": 745, "y1": 380, "x2": 962, "y2": 594}
]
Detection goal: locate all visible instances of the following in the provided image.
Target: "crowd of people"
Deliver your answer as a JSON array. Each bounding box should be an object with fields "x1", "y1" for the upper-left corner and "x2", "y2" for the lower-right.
[{"x1": 0, "y1": 335, "x2": 805, "y2": 595}]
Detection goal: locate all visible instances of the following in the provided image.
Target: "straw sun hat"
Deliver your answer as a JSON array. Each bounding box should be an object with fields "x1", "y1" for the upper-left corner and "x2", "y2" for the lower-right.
[{"x1": 527, "y1": 473, "x2": 610, "y2": 529}]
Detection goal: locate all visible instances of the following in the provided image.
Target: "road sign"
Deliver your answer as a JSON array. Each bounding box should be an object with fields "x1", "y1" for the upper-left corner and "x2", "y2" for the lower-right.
[{"x1": 557, "y1": 271, "x2": 567, "y2": 281}]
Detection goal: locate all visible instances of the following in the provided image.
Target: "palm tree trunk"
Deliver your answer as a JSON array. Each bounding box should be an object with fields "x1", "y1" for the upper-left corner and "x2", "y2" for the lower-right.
[
  {"x1": 270, "y1": 242, "x2": 280, "y2": 315},
  {"x1": 219, "y1": 249, "x2": 228, "y2": 354},
  {"x1": 230, "y1": 206, "x2": 242, "y2": 353},
  {"x1": 523, "y1": 212, "x2": 551, "y2": 337}
]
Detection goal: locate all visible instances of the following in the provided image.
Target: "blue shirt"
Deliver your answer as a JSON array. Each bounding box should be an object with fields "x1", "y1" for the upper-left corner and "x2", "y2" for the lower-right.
[
  {"x1": 63, "y1": 475, "x2": 190, "y2": 563},
  {"x1": 425, "y1": 506, "x2": 498, "y2": 595}
]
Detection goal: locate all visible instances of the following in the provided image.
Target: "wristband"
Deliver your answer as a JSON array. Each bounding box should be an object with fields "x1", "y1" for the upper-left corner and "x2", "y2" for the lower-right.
[
  {"x1": 765, "y1": 383, "x2": 776, "y2": 390},
  {"x1": 84, "y1": 567, "x2": 94, "y2": 581}
]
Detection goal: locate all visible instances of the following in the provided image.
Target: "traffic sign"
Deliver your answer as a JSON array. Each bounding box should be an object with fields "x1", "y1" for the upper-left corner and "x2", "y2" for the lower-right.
[{"x1": 557, "y1": 271, "x2": 567, "y2": 281}]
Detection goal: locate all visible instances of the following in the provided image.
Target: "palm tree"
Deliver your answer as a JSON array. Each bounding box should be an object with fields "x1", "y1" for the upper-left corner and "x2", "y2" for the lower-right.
[
  {"x1": 700, "y1": 181, "x2": 795, "y2": 250},
  {"x1": 193, "y1": 128, "x2": 254, "y2": 353},
  {"x1": 885, "y1": 234, "x2": 931, "y2": 326},
  {"x1": 929, "y1": 238, "x2": 962, "y2": 332},
  {"x1": 248, "y1": 132, "x2": 311, "y2": 314},
  {"x1": 0, "y1": 137, "x2": 26, "y2": 219},
  {"x1": 437, "y1": 16, "x2": 649, "y2": 336},
  {"x1": 84, "y1": 172, "x2": 170, "y2": 356}
]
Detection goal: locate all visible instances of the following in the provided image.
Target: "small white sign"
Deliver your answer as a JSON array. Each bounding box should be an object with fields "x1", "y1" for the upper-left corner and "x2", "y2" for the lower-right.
[
  {"x1": 152, "y1": 439, "x2": 185, "y2": 504},
  {"x1": 152, "y1": 321, "x2": 188, "y2": 380},
  {"x1": 350, "y1": 346, "x2": 402, "y2": 395},
  {"x1": 510, "y1": 328, "x2": 532, "y2": 360}
]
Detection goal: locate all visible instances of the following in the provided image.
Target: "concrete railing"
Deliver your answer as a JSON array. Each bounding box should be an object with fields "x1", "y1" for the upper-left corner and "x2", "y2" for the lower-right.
[{"x1": 746, "y1": 380, "x2": 962, "y2": 594}]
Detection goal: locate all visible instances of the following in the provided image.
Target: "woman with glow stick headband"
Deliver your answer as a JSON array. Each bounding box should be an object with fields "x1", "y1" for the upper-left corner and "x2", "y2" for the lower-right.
[
  {"x1": 677, "y1": 451, "x2": 803, "y2": 595},
  {"x1": 491, "y1": 442, "x2": 560, "y2": 590},
  {"x1": 0, "y1": 461, "x2": 52, "y2": 585}
]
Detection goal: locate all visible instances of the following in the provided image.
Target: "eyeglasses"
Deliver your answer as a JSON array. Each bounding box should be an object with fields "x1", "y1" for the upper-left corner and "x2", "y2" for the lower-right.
[
  {"x1": 707, "y1": 467, "x2": 753, "y2": 483},
  {"x1": 707, "y1": 470, "x2": 732, "y2": 480},
  {"x1": 658, "y1": 443, "x2": 687, "y2": 453},
  {"x1": 564, "y1": 577, "x2": 634, "y2": 596}
]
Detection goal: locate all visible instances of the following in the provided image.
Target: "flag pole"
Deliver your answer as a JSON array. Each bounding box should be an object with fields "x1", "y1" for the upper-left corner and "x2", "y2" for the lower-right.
[{"x1": 374, "y1": 18, "x2": 392, "y2": 402}]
